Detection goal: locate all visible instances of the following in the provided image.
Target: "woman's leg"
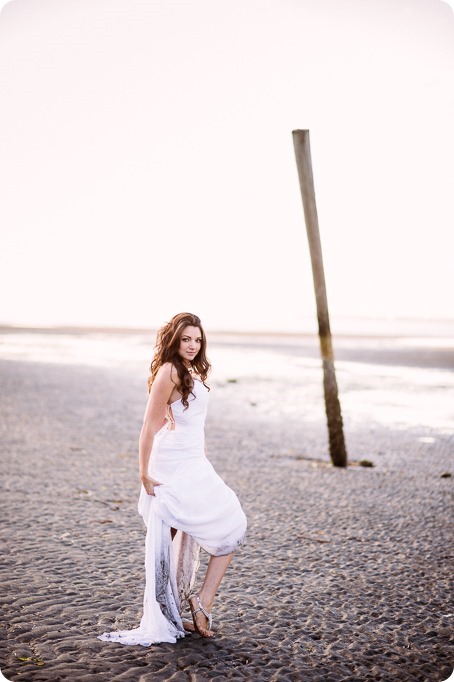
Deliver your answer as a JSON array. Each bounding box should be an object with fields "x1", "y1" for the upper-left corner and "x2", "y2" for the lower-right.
[
  {"x1": 199, "y1": 553, "x2": 234, "y2": 611},
  {"x1": 189, "y1": 553, "x2": 234, "y2": 636}
]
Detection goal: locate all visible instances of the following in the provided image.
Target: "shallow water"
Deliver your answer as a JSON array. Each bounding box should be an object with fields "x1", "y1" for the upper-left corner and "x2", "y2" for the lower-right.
[{"x1": 0, "y1": 328, "x2": 453, "y2": 435}]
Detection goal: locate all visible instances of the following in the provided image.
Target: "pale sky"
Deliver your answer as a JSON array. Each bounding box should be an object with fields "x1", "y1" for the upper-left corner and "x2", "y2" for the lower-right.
[{"x1": 1, "y1": 0, "x2": 453, "y2": 333}]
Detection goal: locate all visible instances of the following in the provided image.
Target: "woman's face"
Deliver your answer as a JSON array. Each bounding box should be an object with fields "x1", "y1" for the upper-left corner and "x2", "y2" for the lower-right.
[{"x1": 178, "y1": 325, "x2": 202, "y2": 364}]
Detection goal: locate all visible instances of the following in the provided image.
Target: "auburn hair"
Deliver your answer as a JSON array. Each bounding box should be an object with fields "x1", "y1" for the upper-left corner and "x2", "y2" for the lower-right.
[{"x1": 148, "y1": 312, "x2": 210, "y2": 408}]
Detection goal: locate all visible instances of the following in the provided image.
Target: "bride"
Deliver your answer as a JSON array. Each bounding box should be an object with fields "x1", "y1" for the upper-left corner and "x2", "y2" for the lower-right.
[{"x1": 98, "y1": 312, "x2": 247, "y2": 645}]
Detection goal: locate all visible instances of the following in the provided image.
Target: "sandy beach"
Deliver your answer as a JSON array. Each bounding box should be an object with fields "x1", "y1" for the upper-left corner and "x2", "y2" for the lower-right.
[{"x1": 1, "y1": 327, "x2": 453, "y2": 681}]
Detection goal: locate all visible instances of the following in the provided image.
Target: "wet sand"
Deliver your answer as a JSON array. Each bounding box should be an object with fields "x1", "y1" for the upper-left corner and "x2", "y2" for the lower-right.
[{"x1": 1, "y1": 330, "x2": 453, "y2": 681}]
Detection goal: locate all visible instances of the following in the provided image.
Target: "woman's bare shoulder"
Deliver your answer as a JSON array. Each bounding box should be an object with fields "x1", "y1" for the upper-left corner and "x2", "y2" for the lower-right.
[{"x1": 156, "y1": 362, "x2": 178, "y2": 383}]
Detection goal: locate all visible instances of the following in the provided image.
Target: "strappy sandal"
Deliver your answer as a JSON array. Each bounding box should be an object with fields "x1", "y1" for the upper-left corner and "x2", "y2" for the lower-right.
[{"x1": 188, "y1": 594, "x2": 214, "y2": 638}]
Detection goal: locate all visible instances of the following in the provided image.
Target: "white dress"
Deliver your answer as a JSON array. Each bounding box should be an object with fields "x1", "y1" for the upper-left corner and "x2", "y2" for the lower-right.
[{"x1": 98, "y1": 379, "x2": 247, "y2": 646}]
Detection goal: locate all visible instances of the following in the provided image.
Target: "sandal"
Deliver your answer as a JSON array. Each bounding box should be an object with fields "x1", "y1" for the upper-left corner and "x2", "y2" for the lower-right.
[{"x1": 188, "y1": 594, "x2": 214, "y2": 638}]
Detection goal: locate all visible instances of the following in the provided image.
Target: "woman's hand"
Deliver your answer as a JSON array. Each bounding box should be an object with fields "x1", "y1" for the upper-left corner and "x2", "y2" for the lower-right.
[{"x1": 141, "y1": 475, "x2": 162, "y2": 496}]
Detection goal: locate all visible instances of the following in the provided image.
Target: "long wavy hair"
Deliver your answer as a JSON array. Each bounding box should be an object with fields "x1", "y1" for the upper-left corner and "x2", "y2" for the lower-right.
[{"x1": 148, "y1": 312, "x2": 211, "y2": 408}]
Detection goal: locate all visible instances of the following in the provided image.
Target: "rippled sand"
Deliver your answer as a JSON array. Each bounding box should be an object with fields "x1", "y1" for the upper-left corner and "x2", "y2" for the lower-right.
[{"x1": 1, "y1": 329, "x2": 453, "y2": 681}]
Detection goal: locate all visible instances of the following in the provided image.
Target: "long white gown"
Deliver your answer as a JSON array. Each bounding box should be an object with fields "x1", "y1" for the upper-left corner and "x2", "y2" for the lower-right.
[{"x1": 98, "y1": 379, "x2": 247, "y2": 646}]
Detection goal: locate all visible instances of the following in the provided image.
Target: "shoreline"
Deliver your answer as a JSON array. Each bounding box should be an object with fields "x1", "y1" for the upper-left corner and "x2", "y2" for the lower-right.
[
  {"x1": 1, "y1": 316, "x2": 454, "y2": 340},
  {"x1": 1, "y1": 325, "x2": 453, "y2": 372}
]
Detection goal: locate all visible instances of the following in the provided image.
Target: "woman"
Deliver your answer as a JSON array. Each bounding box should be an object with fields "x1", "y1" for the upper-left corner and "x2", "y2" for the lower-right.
[{"x1": 98, "y1": 312, "x2": 247, "y2": 645}]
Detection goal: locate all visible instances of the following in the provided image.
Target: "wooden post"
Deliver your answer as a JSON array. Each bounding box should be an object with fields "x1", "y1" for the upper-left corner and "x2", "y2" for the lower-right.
[{"x1": 292, "y1": 129, "x2": 347, "y2": 467}]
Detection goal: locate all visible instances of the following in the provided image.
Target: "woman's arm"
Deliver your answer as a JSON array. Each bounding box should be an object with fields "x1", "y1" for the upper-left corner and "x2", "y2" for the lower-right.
[{"x1": 139, "y1": 362, "x2": 176, "y2": 495}]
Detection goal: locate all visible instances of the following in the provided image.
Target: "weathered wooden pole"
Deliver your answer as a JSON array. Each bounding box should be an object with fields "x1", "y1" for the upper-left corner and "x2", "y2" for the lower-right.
[{"x1": 292, "y1": 129, "x2": 347, "y2": 467}]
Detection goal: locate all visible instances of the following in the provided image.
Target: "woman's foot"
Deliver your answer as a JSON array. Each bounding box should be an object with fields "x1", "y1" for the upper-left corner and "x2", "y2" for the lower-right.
[
  {"x1": 182, "y1": 619, "x2": 196, "y2": 633},
  {"x1": 188, "y1": 594, "x2": 214, "y2": 638}
]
